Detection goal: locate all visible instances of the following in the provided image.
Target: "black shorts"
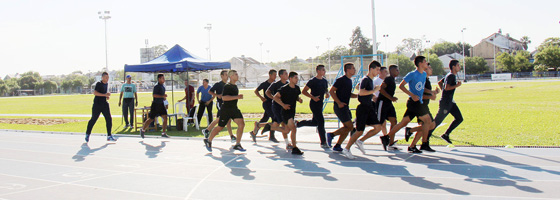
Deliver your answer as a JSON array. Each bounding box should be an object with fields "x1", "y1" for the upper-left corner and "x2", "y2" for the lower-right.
[
  {"x1": 148, "y1": 102, "x2": 167, "y2": 119},
  {"x1": 216, "y1": 101, "x2": 223, "y2": 117},
  {"x1": 403, "y1": 98, "x2": 429, "y2": 121},
  {"x1": 417, "y1": 103, "x2": 433, "y2": 124},
  {"x1": 376, "y1": 99, "x2": 397, "y2": 122},
  {"x1": 218, "y1": 108, "x2": 243, "y2": 127},
  {"x1": 281, "y1": 109, "x2": 296, "y2": 125},
  {"x1": 263, "y1": 101, "x2": 273, "y2": 120},
  {"x1": 271, "y1": 103, "x2": 283, "y2": 124},
  {"x1": 333, "y1": 104, "x2": 352, "y2": 123},
  {"x1": 355, "y1": 104, "x2": 380, "y2": 131}
]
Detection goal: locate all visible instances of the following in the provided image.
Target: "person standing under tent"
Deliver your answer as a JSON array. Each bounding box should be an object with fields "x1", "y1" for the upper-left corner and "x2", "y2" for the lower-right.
[
  {"x1": 118, "y1": 74, "x2": 138, "y2": 129},
  {"x1": 195, "y1": 79, "x2": 213, "y2": 126}
]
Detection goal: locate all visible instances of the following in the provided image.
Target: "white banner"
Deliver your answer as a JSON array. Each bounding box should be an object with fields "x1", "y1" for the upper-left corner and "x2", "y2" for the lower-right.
[{"x1": 491, "y1": 73, "x2": 512, "y2": 81}]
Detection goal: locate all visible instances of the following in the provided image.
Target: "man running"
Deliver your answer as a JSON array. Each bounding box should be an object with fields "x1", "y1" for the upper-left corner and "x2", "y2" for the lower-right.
[
  {"x1": 430, "y1": 59, "x2": 464, "y2": 144},
  {"x1": 85, "y1": 72, "x2": 115, "y2": 142},
  {"x1": 250, "y1": 69, "x2": 278, "y2": 143},
  {"x1": 118, "y1": 74, "x2": 138, "y2": 129},
  {"x1": 378, "y1": 65, "x2": 400, "y2": 150},
  {"x1": 202, "y1": 70, "x2": 235, "y2": 142},
  {"x1": 386, "y1": 56, "x2": 434, "y2": 153},
  {"x1": 195, "y1": 79, "x2": 213, "y2": 126},
  {"x1": 342, "y1": 61, "x2": 384, "y2": 159},
  {"x1": 274, "y1": 71, "x2": 304, "y2": 155},
  {"x1": 204, "y1": 70, "x2": 246, "y2": 152},
  {"x1": 266, "y1": 69, "x2": 290, "y2": 148},
  {"x1": 139, "y1": 73, "x2": 169, "y2": 138},
  {"x1": 327, "y1": 63, "x2": 358, "y2": 152},
  {"x1": 405, "y1": 63, "x2": 439, "y2": 152},
  {"x1": 298, "y1": 65, "x2": 330, "y2": 148}
]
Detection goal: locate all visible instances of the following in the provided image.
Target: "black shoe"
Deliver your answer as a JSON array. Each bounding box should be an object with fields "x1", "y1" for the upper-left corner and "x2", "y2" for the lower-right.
[
  {"x1": 291, "y1": 147, "x2": 304, "y2": 155},
  {"x1": 230, "y1": 135, "x2": 237, "y2": 143},
  {"x1": 420, "y1": 142, "x2": 436, "y2": 152},
  {"x1": 202, "y1": 129, "x2": 210, "y2": 139},
  {"x1": 326, "y1": 133, "x2": 334, "y2": 147},
  {"x1": 250, "y1": 131, "x2": 257, "y2": 143},
  {"x1": 233, "y1": 144, "x2": 246, "y2": 152},
  {"x1": 441, "y1": 134, "x2": 452, "y2": 144},
  {"x1": 408, "y1": 146, "x2": 422, "y2": 154},
  {"x1": 140, "y1": 129, "x2": 145, "y2": 139},
  {"x1": 204, "y1": 139, "x2": 212, "y2": 152},
  {"x1": 262, "y1": 124, "x2": 271, "y2": 134},
  {"x1": 404, "y1": 127, "x2": 412, "y2": 142},
  {"x1": 161, "y1": 133, "x2": 169, "y2": 138},
  {"x1": 269, "y1": 136, "x2": 279, "y2": 143},
  {"x1": 333, "y1": 144, "x2": 343, "y2": 152},
  {"x1": 380, "y1": 135, "x2": 390, "y2": 151},
  {"x1": 85, "y1": 134, "x2": 90, "y2": 142}
]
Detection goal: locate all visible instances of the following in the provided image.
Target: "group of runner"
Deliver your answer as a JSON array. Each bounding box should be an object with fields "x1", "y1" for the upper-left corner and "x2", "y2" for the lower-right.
[{"x1": 85, "y1": 56, "x2": 464, "y2": 159}]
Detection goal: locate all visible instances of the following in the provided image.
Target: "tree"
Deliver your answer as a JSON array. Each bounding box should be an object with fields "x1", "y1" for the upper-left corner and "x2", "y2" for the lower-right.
[
  {"x1": 349, "y1": 26, "x2": 372, "y2": 55},
  {"x1": 520, "y1": 36, "x2": 531, "y2": 50},
  {"x1": 456, "y1": 42, "x2": 472, "y2": 57},
  {"x1": 533, "y1": 64, "x2": 548, "y2": 72},
  {"x1": 391, "y1": 54, "x2": 415, "y2": 75},
  {"x1": 318, "y1": 45, "x2": 352, "y2": 61},
  {"x1": 430, "y1": 41, "x2": 461, "y2": 56},
  {"x1": 42, "y1": 80, "x2": 58, "y2": 94},
  {"x1": 397, "y1": 38, "x2": 422, "y2": 55},
  {"x1": 534, "y1": 45, "x2": 560, "y2": 70},
  {"x1": 514, "y1": 50, "x2": 533, "y2": 72},
  {"x1": 464, "y1": 57, "x2": 488, "y2": 74},
  {"x1": 537, "y1": 37, "x2": 560, "y2": 51},
  {"x1": 5, "y1": 78, "x2": 20, "y2": 96},
  {"x1": 0, "y1": 79, "x2": 8, "y2": 96},
  {"x1": 427, "y1": 54, "x2": 445, "y2": 76},
  {"x1": 153, "y1": 45, "x2": 169, "y2": 57},
  {"x1": 497, "y1": 52, "x2": 516, "y2": 72},
  {"x1": 18, "y1": 71, "x2": 43, "y2": 90}
]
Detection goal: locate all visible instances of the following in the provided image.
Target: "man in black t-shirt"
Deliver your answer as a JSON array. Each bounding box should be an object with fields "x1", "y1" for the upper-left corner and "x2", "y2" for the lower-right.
[
  {"x1": 140, "y1": 74, "x2": 169, "y2": 138},
  {"x1": 85, "y1": 72, "x2": 115, "y2": 142},
  {"x1": 430, "y1": 59, "x2": 464, "y2": 144},
  {"x1": 266, "y1": 69, "x2": 290, "y2": 145},
  {"x1": 327, "y1": 63, "x2": 358, "y2": 152},
  {"x1": 250, "y1": 69, "x2": 278, "y2": 143},
  {"x1": 274, "y1": 72, "x2": 304, "y2": 155},
  {"x1": 204, "y1": 70, "x2": 246, "y2": 152},
  {"x1": 379, "y1": 65, "x2": 400, "y2": 150},
  {"x1": 342, "y1": 61, "x2": 384, "y2": 159},
  {"x1": 299, "y1": 65, "x2": 330, "y2": 148},
  {"x1": 405, "y1": 64, "x2": 439, "y2": 152},
  {"x1": 202, "y1": 70, "x2": 235, "y2": 142}
]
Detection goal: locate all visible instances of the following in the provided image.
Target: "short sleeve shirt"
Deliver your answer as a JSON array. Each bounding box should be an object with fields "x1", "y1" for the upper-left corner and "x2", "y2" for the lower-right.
[
  {"x1": 268, "y1": 80, "x2": 288, "y2": 105},
  {"x1": 210, "y1": 81, "x2": 227, "y2": 104},
  {"x1": 278, "y1": 84, "x2": 301, "y2": 111},
  {"x1": 441, "y1": 73, "x2": 457, "y2": 103},
  {"x1": 197, "y1": 85, "x2": 212, "y2": 102},
  {"x1": 153, "y1": 83, "x2": 165, "y2": 104},
  {"x1": 305, "y1": 77, "x2": 329, "y2": 101},
  {"x1": 403, "y1": 70, "x2": 427, "y2": 104},
  {"x1": 423, "y1": 78, "x2": 432, "y2": 105},
  {"x1": 257, "y1": 80, "x2": 273, "y2": 102},
  {"x1": 358, "y1": 76, "x2": 374, "y2": 106},
  {"x1": 378, "y1": 76, "x2": 396, "y2": 102},
  {"x1": 93, "y1": 81, "x2": 108, "y2": 104},
  {"x1": 222, "y1": 83, "x2": 239, "y2": 109},
  {"x1": 121, "y1": 83, "x2": 136, "y2": 99},
  {"x1": 332, "y1": 75, "x2": 353, "y2": 104},
  {"x1": 185, "y1": 85, "x2": 195, "y2": 109}
]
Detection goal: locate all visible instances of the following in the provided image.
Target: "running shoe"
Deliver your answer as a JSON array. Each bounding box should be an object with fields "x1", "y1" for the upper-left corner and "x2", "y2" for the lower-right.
[
  {"x1": 269, "y1": 136, "x2": 279, "y2": 143},
  {"x1": 441, "y1": 134, "x2": 452, "y2": 144},
  {"x1": 380, "y1": 135, "x2": 390, "y2": 151},
  {"x1": 250, "y1": 131, "x2": 257, "y2": 143},
  {"x1": 233, "y1": 144, "x2": 246, "y2": 152},
  {"x1": 291, "y1": 147, "x2": 304, "y2": 155},
  {"x1": 202, "y1": 129, "x2": 210, "y2": 139},
  {"x1": 342, "y1": 148, "x2": 355, "y2": 159},
  {"x1": 204, "y1": 139, "x2": 212, "y2": 152},
  {"x1": 140, "y1": 128, "x2": 145, "y2": 139},
  {"x1": 326, "y1": 133, "x2": 334, "y2": 147},
  {"x1": 85, "y1": 134, "x2": 90, "y2": 142},
  {"x1": 230, "y1": 135, "x2": 237, "y2": 143},
  {"x1": 161, "y1": 133, "x2": 169, "y2": 138},
  {"x1": 107, "y1": 135, "x2": 117, "y2": 142},
  {"x1": 407, "y1": 146, "x2": 422, "y2": 154},
  {"x1": 404, "y1": 127, "x2": 412, "y2": 142},
  {"x1": 388, "y1": 140, "x2": 401, "y2": 150},
  {"x1": 355, "y1": 140, "x2": 366, "y2": 154},
  {"x1": 286, "y1": 144, "x2": 294, "y2": 150},
  {"x1": 320, "y1": 143, "x2": 330, "y2": 148},
  {"x1": 420, "y1": 142, "x2": 436, "y2": 152},
  {"x1": 332, "y1": 144, "x2": 343, "y2": 152}
]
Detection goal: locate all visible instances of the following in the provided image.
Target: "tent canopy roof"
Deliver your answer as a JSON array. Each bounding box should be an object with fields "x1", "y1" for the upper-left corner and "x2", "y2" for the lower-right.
[{"x1": 124, "y1": 44, "x2": 231, "y2": 73}]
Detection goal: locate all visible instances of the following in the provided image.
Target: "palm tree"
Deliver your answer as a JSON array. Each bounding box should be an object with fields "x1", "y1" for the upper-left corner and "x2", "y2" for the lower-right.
[{"x1": 520, "y1": 36, "x2": 531, "y2": 50}]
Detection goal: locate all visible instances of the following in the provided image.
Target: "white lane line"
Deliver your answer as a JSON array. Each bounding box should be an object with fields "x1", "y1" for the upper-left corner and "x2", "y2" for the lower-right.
[{"x1": 184, "y1": 155, "x2": 240, "y2": 200}]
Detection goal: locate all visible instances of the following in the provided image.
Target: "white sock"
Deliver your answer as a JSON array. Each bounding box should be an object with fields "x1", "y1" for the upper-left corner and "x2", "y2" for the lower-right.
[
  {"x1": 162, "y1": 132, "x2": 166, "y2": 135},
  {"x1": 284, "y1": 138, "x2": 290, "y2": 145}
]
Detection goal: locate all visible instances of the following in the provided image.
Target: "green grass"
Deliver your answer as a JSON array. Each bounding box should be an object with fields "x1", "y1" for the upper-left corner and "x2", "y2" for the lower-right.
[{"x1": 1, "y1": 80, "x2": 560, "y2": 146}]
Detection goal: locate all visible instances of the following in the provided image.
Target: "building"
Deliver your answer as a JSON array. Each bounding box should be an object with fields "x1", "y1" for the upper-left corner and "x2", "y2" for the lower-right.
[
  {"x1": 438, "y1": 53, "x2": 464, "y2": 73},
  {"x1": 210, "y1": 55, "x2": 271, "y2": 88},
  {"x1": 472, "y1": 31, "x2": 526, "y2": 73}
]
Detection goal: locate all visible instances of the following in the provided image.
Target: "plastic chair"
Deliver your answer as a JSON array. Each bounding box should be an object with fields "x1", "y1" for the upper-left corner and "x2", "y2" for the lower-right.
[{"x1": 174, "y1": 102, "x2": 199, "y2": 131}]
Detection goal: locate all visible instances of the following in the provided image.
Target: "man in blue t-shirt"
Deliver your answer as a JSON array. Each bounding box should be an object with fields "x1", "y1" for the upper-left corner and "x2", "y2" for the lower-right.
[
  {"x1": 118, "y1": 75, "x2": 138, "y2": 129},
  {"x1": 298, "y1": 65, "x2": 329, "y2": 148},
  {"x1": 386, "y1": 56, "x2": 434, "y2": 153},
  {"x1": 85, "y1": 72, "x2": 115, "y2": 142},
  {"x1": 196, "y1": 79, "x2": 213, "y2": 126}
]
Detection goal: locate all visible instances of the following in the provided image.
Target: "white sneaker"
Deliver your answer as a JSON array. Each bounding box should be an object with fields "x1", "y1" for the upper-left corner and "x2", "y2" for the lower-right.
[
  {"x1": 355, "y1": 140, "x2": 366, "y2": 154},
  {"x1": 342, "y1": 149, "x2": 355, "y2": 159}
]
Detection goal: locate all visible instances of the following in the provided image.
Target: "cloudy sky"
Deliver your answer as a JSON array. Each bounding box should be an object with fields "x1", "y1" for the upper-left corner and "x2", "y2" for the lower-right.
[{"x1": 1, "y1": 0, "x2": 558, "y2": 77}]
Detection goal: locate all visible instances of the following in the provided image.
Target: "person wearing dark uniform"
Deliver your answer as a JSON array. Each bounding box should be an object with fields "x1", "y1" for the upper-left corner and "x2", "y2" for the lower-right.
[
  {"x1": 327, "y1": 63, "x2": 358, "y2": 152},
  {"x1": 139, "y1": 74, "x2": 169, "y2": 138},
  {"x1": 274, "y1": 72, "x2": 304, "y2": 155},
  {"x1": 430, "y1": 59, "x2": 464, "y2": 144},
  {"x1": 250, "y1": 69, "x2": 278, "y2": 143},
  {"x1": 379, "y1": 65, "x2": 400, "y2": 150},
  {"x1": 266, "y1": 69, "x2": 290, "y2": 146},
  {"x1": 202, "y1": 70, "x2": 235, "y2": 142},
  {"x1": 298, "y1": 65, "x2": 330, "y2": 148},
  {"x1": 85, "y1": 72, "x2": 115, "y2": 142}
]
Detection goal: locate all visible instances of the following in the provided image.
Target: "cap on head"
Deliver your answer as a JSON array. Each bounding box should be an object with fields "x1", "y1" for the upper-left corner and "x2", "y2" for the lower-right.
[{"x1": 126, "y1": 75, "x2": 132, "y2": 79}]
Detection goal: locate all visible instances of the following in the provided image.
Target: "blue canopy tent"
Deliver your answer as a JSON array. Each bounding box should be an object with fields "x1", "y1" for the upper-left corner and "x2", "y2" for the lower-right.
[{"x1": 124, "y1": 44, "x2": 231, "y2": 113}]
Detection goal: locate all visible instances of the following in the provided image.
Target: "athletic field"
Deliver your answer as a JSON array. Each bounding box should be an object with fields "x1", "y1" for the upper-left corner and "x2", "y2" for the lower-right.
[{"x1": 0, "y1": 80, "x2": 559, "y2": 146}]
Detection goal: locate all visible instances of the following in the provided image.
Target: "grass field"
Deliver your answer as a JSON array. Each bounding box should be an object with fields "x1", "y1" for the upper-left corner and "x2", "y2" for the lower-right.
[{"x1": 1, "y1": 80, "x2": 559, "y2": 146}]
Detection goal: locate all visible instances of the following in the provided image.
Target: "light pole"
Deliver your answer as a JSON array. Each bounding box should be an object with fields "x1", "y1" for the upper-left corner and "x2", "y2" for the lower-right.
[
  {"x1": 461, "y1": 28, "x2": 466, "y2": 78},
  {"x1": 425, "y1": 40, "x2": 431, "y2": 62},
  {"x1": 490, "y1": 37, "x2": 497, "y2": 74},
  {"x1": 204, "y1": 23, "x2": 212, "y2": 60},
  {"x1": 383, "y1": 34, "x2": 389, "y2": 65},
  {"x1": 259, "y1": 42, "x2": 263, "y2": 64},
  {"x1": 315, "y1": 46, "x2": 320, "y2": 68},
  {"x1": 266, "y1": 50, "x2": 270, "y2": 64},
  {"x1": 326, "y1": 37, "x2": 331, "y2": 69},
  {"x1": 98, "y1": 11, "x2": 111, "y2": 72}
]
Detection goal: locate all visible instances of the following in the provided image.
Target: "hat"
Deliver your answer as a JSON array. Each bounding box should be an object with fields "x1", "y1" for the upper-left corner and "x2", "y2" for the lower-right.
[{"x1": 126, "y1": 75, "x2": 132, "y2": 79}]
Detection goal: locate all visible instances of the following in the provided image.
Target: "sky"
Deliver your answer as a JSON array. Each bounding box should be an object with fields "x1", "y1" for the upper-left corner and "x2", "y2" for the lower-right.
[{"x1": 1, "y1": 0, "x2": 559, "y2": 77}]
